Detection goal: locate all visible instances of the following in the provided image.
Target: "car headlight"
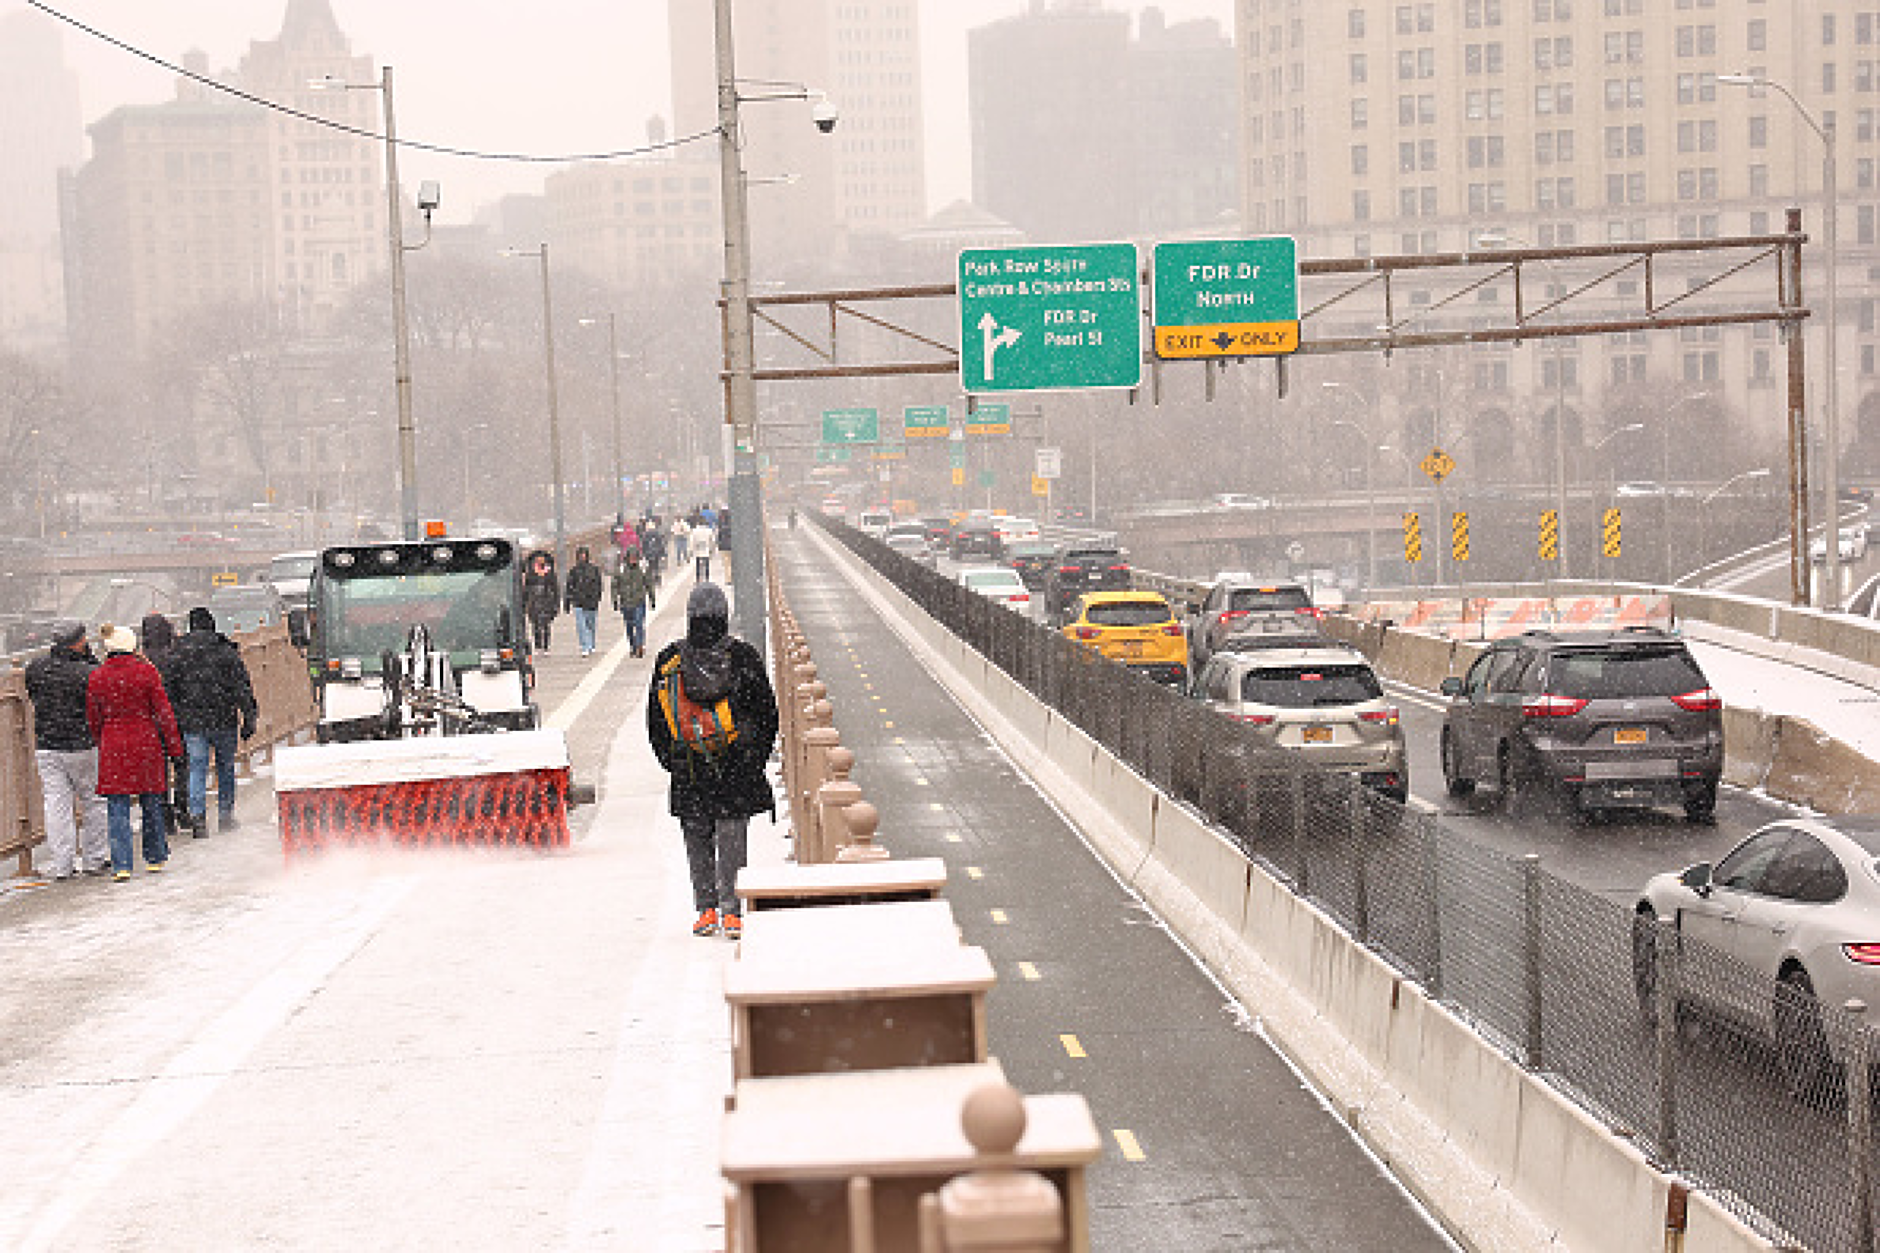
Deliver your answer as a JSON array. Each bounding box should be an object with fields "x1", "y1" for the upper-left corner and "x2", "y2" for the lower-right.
[
  {"x1": 479, "y1": 649, "x2": 502, "y2": 674},
  {"x1": 340, "y1": 657, "x2": 363, "y2": 680}
]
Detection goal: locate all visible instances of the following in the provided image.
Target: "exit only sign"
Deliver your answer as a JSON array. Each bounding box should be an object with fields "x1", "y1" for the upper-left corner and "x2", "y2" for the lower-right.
[{"x1": 1152, "y1": 237, "x2": 1299, "y2": 359}]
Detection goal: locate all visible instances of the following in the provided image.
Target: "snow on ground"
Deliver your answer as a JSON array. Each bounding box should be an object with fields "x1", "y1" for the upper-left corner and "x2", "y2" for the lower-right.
[{"x1": 1686, "y1": 638, "x2": 1880, "y2": 761}]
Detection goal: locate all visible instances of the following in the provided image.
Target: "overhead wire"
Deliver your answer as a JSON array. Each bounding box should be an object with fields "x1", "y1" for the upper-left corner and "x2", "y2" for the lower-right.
[{"x1": 26, "y1": 0, "x2": 718, "y2": 164}]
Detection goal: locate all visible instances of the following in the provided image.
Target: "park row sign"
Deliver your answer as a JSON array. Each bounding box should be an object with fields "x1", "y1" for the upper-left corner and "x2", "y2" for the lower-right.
[{"x1": 956, "y1": 237, "x2": 1300, "y2": 394}]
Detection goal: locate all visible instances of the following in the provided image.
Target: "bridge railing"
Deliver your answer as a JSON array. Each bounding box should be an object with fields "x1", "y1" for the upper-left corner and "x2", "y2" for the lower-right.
[{"x1": 816, "y1": 512, "x2": 1879, "y2": 1253}]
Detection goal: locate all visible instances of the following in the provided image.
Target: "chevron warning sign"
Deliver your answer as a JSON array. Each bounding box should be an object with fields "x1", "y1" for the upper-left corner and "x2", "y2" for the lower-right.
[
  {"x1": 1602, "y1": 507, "x2": 1622, "y2": 559},
  {"x1": 1451, "y1": 511, "x2": 1471, "y2": 562},
  {"x1": 1539, "y1": 509, "x2": 1560, "y2": 562},
  {"x1": 1403, "y1": 512, "x2": 1423, "y2": 563}
]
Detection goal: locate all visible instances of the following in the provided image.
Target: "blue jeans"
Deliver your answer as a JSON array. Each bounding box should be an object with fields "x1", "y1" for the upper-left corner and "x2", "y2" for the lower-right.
[
  {"x1": 573, "y1": 606, "x2": 598, "y2": 653},
  {"x1": 107, "y1": 793, "x2": 169, "y2": 871},
  {"x1": 186, "y1": 728, "x2": 239, "y2": 823},
  {"x1": 621, "y1": 605, "x2": 646, "y2": 651}
]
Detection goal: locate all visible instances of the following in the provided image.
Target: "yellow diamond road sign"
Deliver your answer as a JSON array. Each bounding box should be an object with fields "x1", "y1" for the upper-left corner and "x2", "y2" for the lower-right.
[{"x1": 1420, "y1": 448, "x2": 1456, "y2": 483}]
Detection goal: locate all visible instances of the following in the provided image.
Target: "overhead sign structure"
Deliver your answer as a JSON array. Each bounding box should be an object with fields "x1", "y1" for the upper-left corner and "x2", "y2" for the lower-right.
[
  {"x1": 957, "y1": 243, "x2": 1143, "y2": 393},
  {"x1": 821, "y1": 408, "x2": 879, "y2": 444},
  {"x1": 905, "y1": 405, "x2": 950, "y2": 438},
  {"x1": 966, "y1": 402, "x2": 1012, "y2": 436},
  {"x1": 1152, "y1": 237, "x2": 1300, "y2": 359}
]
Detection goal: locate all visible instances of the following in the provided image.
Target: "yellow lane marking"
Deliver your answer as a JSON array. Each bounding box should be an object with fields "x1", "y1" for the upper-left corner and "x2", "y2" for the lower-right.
[
  {"x1": 989, "y1": 909, "x2": 1008, "y2": 924},
  {"x1": 1018, "y1": 961, "x2": 1040, "y2": 981},
  {"x1": 893, "y1": 736, "x2": 905, "y2": 744},
  {"x1": 945, "y1": 833, "x2": 963, "y2": 844},
  {"x1": 884, "y1": 721, "x2": 895, "y2": 729},
  {"x1": 929, "y1": 802, "x2": 945, "y2": 811},
  {"x1": 914, "y1": 778, "x2": 931, "y2": 787},
  {"x1": 1113, "y1": 1130, "x2": 1146, "y2": 1161},
  {"x1": 863, "y1": 682, "x2": 873, "y2": 691},
  {"x1": 1059, "y1": 1034, "x2": 1086, "y2": 1059},
  {"x1": 966, "y1": 866, "x2": 984, "y2": 880}
]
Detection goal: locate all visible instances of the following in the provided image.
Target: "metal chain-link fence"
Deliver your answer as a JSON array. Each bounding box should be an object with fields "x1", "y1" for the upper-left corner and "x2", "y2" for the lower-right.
[{"x1": 817, "y1": 515, "x2": 1880, "y2": 1253}]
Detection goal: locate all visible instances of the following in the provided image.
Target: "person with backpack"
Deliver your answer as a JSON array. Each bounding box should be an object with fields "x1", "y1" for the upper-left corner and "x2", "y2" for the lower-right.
[{"x1": 646, "y1": 582, "x2": 777, "y2": 940}]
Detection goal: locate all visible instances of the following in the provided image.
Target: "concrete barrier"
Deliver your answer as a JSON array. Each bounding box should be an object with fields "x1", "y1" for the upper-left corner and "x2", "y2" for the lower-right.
[
  {"x1": 1720, "y1": 706, "x2": 1779, "y2": 792},
  {"x1": 806, "y1": 526, "x2": 1786, "y2": 1253},
  {"x1": 1766, "y1": 714, "x2": 1880, "y2": 813}
]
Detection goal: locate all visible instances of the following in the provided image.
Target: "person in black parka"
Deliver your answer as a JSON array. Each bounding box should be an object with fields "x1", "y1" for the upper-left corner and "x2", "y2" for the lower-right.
[
  {"x1": 522, "y1": 549, "x2": 560, "y2": 652},
  {"x1": 646, "y1": 582, "x2": 777, "y2": 939},
  {"x1": 165, "y1": 607, "x2": 258, "y2": 835}
]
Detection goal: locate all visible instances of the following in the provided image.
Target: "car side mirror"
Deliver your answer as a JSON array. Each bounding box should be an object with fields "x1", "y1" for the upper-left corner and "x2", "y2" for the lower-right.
[
  {"x1": 496, "y1": 605, "x2": 514, "y2": 646},
  {"x1": 286, "y1": 607, "x2": 310, "y2": 650},
  {"x1": 1440, "y1": 677, "x2": 1463, "y2": 697},
  {"x1": 1679, "y1": 862, "x2": 1714, "y2": 896}
]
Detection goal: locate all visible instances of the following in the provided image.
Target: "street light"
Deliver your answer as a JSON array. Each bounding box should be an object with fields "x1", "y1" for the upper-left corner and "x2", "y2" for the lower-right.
[
  {"x1": 310, "y1": 69, "x2": 439, "y2": 542},
  {"x1": 502, "y1": 245, "x2": 567, "y2": 569},
  {"x1": 715, "y1": 0, "x2": 838, "y2": 654},
  {"x1": 1719, "y1": 72, "x2": 1840, "y2": 608},
  {"x1": 578, "y1": 315, "x2": 628, "y2": 526},
  {"x1": 1698, "y1": 468, "x2": 1774, "y2": 576},
  {"x1": 1322, "y1": 383, "x2": 1378, "y2": 590}
]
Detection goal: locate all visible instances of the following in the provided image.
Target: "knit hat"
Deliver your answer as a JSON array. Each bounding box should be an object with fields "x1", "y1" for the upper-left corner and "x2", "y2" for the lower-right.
[
  {"x1": 99, "y1": 623, "x2": 137, "y2": 655},
  {"x1": 52, "y1": 621, "x2": 86, "y2": 648},
  {"x1": 187, "y1": 607, "x2": 217, "y2": 633},
  {"x1": 686, "y1": 582, "x2": 729, "y2": 621}
]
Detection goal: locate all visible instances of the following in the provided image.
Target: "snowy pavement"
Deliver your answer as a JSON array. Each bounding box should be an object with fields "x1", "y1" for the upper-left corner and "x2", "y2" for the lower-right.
[{"x1": 1684, "y1": 634, "x2": 1880, "y2": 763}]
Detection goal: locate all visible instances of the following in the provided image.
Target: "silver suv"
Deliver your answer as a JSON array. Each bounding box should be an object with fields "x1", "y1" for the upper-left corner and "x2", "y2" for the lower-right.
[
  {"x1": 1439, "y1": 628, "x2": 1723, "y2": 821},
  {"x1": 1190, "y1": 578, "x2": 1317, "y2": 672},
  {"x1": 1194, "y1": 642, "x2": 1408, "y2": 802}
]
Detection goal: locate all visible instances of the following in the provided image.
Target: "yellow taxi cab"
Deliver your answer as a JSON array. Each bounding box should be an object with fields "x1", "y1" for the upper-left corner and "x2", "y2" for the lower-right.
[{"x1": 1061, "y1": 591, "x2": 1187, "y2": 686}]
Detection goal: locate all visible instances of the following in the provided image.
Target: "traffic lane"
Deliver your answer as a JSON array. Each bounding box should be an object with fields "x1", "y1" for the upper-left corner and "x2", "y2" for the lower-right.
[
  {"x1": 1390, "y1": 683, "x2": 1787, "y2": 900},
  {"x1": 777, "y1": 530, "x2": 1459, "y2": 1253}
]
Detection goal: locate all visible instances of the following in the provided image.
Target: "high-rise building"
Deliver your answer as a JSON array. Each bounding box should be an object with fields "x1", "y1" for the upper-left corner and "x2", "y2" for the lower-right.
[
  {"x1": 968, "y1": 2, "x2": 1237, "y2": 244},
  {"x1": 668, "y1": 0, "x2": 927, "y2": 279},
  {"x1": 66, "y1": 0, "x2": 383, "y2": 358},
  {"x1": 0, "y1": 11, "x2": 83, "y2": 347}
]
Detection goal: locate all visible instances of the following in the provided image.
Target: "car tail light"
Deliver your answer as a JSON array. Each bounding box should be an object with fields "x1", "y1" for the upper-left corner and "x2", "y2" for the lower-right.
[
  {"x1": 1219, "y1": 609, "x2": 1249, "y2": 624},
  {"x1": 1297, "y1": 606, "x2": 1325, "y2": 619},
  {"x1": 1012, "y1": 593, "x2": 1029, "y2": 603},
  {"x1": 1108, "y1": 564, "x2": 1130, "y2": 572},
  {"x1": 1359, "y1": 708, "x2": 1400, "y2": 726},
  {"x1": 1076, "y1": 626, "x2": 1100, "y2": 639},
  {"x1": 1231, "y1": 712, "x2": 1276, "y2": 725},
  {"x1": 1670, "y1": 687, "x2": 1722, "y2": 712},
  {"x1": 1059, "y1": 566, "x2": 1080, "y2": 575},
  {"x1": 1844, "y1": 944, "x2": 1880, "y2": 966},
  {"x1": 1523, "y1": 692, "x2": 1588, "y2": 717},
  {"x1": 1161, "y1": 622, "x2": 1184, "y2": 636}
]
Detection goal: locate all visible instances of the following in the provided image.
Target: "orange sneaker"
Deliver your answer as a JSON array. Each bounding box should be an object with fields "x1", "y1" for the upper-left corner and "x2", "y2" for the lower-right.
[
  {"x1": 692, "y1": 908, "x2": 719, "y2": 937},
  {"x1": 721, "y1": 912, "x2": 742, "y2": 940}
]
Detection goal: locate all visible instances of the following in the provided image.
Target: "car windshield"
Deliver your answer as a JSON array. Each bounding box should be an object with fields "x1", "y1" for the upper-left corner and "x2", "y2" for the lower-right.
[
  {"x1": 1241, "y1": 663, "x2": 1382, "y2": 707},
  {"x1": 965, "y1": 571, "x2": 1022, "y2": 590},
  {"x1": 1065, "y1": 549, "x2": 1123, "y2": 567},
  {"x1": 319, "y1": 568, "x2": 515, "y2": 668},
  {"x1": 1229, "y1": 586, "x2": 1310, "y2": 612},
  {"x1": 1548, "y1": 646, "x2": 1706, "y2": 699},
  {"x1": 1086, "y1": 600, "x2": 1170, "y2": 627},
  {"x1": 269, "y1": 554, "x2": 317, "y2": 581},
  {"x1": 888, "y1": 536, "x2": 926, "y2": 551}
]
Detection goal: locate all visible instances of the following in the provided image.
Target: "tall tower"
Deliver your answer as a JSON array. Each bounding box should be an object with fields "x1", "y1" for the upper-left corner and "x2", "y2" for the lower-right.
[
  {"x1": 669, "y1": 0, "x2": 926, "y2": 279},
  {"x1": 0, "y1": 11, "x2": 82, "y2": 346}
]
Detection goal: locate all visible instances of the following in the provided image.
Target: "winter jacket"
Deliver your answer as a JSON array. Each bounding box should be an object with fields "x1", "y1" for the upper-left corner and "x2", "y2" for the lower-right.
[
  {"x1": 523, "y1": 554, "x2": 560, "y2": 626},
  {"x1": 87, "y1": 653, "x2": 183, "y2": 795},
  {"x1": 689, "y1": 525, "x2": 715, "y2": 556},
  {"x1": 163, "y1": 628, "x2": 259, "y2": 734},
  {"x1": 564, "y1": 559, "x2": 604, "y2": 612},
  {"x1": 612, "y1": 563, "x2": 657, "y2": 612},
  {"x1": 24, "y1": 644, "x2": 99, "y2": 751},
  {"x1": 646, "y1": 632, "x2": 777, "y2": 820}
]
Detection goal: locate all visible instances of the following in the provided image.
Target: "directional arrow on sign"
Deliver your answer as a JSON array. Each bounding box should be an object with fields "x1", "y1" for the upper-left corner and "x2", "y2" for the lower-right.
[
  {"x1": 978, "y1": 312, "x2": 1021, "y2": 384},
  {"x1": 1212, "y1": 331, "x2": 1237, "y2": 352}
]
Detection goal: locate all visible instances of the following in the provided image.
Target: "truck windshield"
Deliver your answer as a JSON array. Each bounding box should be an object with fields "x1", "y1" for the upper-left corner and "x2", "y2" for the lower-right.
[{"x1": 318, "y1": 568, "x2": 514, "y2": 668}]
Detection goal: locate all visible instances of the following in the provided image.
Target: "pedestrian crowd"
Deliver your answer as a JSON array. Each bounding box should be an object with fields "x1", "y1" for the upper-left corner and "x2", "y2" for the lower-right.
[{"x1": 26, "y1": 608, "x2": 257, "y2": 884}]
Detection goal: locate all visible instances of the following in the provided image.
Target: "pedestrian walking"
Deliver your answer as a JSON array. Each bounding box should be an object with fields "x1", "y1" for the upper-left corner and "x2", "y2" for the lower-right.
[
  {"x1": 646, "y1": 583, "x2": 777, "y2": 940},
  {"x1": 166, "y1": 608, "x2": 259, "y2": 836},
  {"x1": 564, "y1": 546, "x2": 605, "y2": 657},
  {"x1": 670, "y1": 514, "x2": 689, "y2": 565},
  {"x1": 612, "y1": 545, "x2": 657, "y2": 658},
  {"x1": 716, "y1": 509, "x2": 733, "y2": 582},
  {"x1": 615, "y1": 517, "x2": 640, "y2": 565},
  {"x1": 87, "y1": 623, "x2": 183, "y2": 880},
  {"x1": 24, "y1": 622, "x2": 111, "y2": 880},
  {"x1": 690, "y1": 518, "x2": 716, "y2": 581},
  {"x1": 140, "y1": 611, "x2": 188, "y2": 832},
  {"x1": 523, "y1": 549, "x2": 560, "y2": 652},
  {"x1": 642, "y1": 522, "x2": 668, "y2": 582}
]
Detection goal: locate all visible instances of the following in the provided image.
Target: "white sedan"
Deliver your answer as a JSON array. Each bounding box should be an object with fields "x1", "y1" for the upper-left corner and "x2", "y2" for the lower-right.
[
  {"x1": 959, "y1": 566, "x2": 1032, "y2": 610},
  {"x1": 1635, "y1": 817, "x2": 1880, "y2": 1099}
]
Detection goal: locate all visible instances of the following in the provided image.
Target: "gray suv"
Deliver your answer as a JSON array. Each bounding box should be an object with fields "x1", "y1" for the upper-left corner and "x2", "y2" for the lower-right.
[{"x1": 1438, "y1": 628, "x2": 1723, "y2": 821}]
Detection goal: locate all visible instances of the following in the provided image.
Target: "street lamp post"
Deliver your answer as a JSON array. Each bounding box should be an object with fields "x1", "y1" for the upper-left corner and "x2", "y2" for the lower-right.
[
  {"x1": 504, "y1": 245, "x2": 567, "y2": 568},
  {"x1": 1720, "y1": 72, "x2": 1840, "y2": 608},
  {"x1": 580, "y1": 315, "x2": 627, "y2": 526},
  {"x1": 1322, "y1": 383, "x2": 1377, "y2": 590}
]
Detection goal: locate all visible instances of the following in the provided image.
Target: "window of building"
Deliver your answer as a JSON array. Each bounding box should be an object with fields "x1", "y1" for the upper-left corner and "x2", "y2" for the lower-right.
[
  {"x1": 1824, "y1": 62, "x2": 1838, "y2": 94},
  {"x1": 1748, "y1": 19, "x2": 1766, "y2": 51},
  {"x1": 1348, "y1": 8, "x2": 1365, "y2": 37},
  {"x1": 1353, "y1": 190, "x2": 1371, "y2": 220},
  {"x1": 1351, "y1": 52, "x2": 1367, "y2": 83},
  {"x1": 1749, "y1": 115, "x2": 1767, "y2": 148},
  {"x1": 1351, "y1": 98, "x2": 1368, "y2": 129},
  {"x1": 1352, "y1": 144, "x2": 1369, "y2": 175}
]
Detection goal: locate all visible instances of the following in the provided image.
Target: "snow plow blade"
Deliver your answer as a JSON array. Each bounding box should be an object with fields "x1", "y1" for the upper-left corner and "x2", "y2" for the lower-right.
[{"x1": 274, "y1": 728, "x2": 574, "y2": 854}]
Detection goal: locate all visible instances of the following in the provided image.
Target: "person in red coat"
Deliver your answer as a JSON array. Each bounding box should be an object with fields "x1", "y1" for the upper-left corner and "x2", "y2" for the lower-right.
[{"x1": 87, "y1": 623, "x2": 183, "y2": 880}]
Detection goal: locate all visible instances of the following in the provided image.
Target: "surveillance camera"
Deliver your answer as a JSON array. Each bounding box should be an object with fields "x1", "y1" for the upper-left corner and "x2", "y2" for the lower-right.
[
  {"x1": 810, "y1": 97, "x2": 839, "y2": 134},
  {"x1": 417, "y1": 181, "x2": 441, "y2": 212}
]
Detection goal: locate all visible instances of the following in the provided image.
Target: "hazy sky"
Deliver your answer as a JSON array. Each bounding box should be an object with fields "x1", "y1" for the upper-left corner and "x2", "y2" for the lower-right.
[{"x1": 11, "y1": 0, "x2": 1234, "y2": 221}]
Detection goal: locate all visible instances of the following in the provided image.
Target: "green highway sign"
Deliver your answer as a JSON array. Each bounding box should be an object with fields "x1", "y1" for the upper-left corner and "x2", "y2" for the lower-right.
[
  {"x1": 977, "y1": 469, "x2": 997, "y2": 489},
  {"x1": 816, "y1": 446, "x2": 853, "y2": 464},
  {"x1": 821, "y1": 408, "x2": 879, "y2": 444},
  {"x1": 905, "y1": 405, "x2": 950, "y2": 438},
  {"x1": 965, "y1": 402, "x2": 1011, "y2": 436},
  {"x1": 957, "y1": 243, "x2": 1142, "y2": 393},
  {"x1": 1152, "y1": 237, "x2": 1299, "y2": 359}
]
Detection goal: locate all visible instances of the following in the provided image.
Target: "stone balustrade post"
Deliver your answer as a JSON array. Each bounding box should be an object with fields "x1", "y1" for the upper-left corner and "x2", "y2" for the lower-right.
[
  {"x1": 801, "y1": 721, "x2": 840, "y2": 864},
  {"x1": 916, "y1": 1083, "x2": 1065, "y2": 1253},
  {"x1": 814, "y1": 747, "x2": 861, "y2": 866},
  {"x1": 835, "y1": 800, "x2": 889, "y2": 863}
]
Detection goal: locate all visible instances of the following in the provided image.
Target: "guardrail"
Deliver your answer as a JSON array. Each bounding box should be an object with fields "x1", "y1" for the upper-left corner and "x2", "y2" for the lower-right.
[
  {"x1": 4, "y1": 624, "x2": 318, "y2": 880},
  {"x1": 817, "y1": 512, "x2": 1877, "y2": 1253}
]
